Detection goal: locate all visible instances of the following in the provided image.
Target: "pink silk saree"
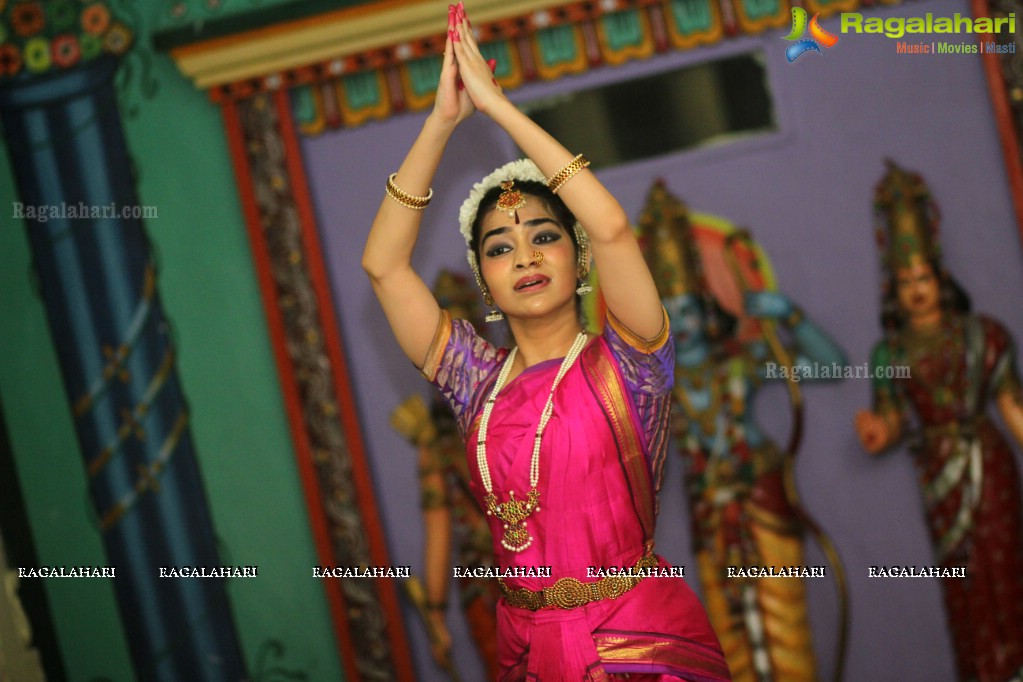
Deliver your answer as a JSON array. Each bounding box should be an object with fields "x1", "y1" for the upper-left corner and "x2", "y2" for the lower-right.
[{"x1": 425, "y1": 312, "x2": 729, "y2": 681}]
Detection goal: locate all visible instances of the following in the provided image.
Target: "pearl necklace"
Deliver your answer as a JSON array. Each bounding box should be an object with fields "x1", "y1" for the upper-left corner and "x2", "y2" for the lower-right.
[{"x1": 477, "y1": 332, "x2": 589, "y2": 552}]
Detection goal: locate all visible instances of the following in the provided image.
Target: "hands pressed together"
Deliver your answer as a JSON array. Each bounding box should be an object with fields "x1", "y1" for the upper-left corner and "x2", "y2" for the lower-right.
[{"x1": 434, "y1": 2, "x2": 505, "y2": 125}]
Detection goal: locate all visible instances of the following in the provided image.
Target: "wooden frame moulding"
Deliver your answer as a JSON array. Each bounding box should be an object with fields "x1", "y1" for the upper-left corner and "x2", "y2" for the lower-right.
[{"x1": 221, "y1": 90, "x2": 414, "y2": 680}]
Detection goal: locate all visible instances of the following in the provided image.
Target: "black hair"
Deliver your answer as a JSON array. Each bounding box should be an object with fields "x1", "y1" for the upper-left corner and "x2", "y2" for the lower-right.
[
  {"x1": 469, "y1": 180, "x2": 587, "y2": 323},
  {"x1": 469, "y1": 180, "x2": 578, "y2": 264}
]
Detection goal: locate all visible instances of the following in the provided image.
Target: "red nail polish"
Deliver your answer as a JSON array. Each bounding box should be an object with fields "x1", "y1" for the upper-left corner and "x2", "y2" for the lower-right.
[{"x1": 487, "y1": 58, "x2": 497, "y2": 72}]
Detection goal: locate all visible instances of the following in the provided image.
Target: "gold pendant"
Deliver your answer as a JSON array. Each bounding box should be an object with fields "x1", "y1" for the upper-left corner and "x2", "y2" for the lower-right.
[{"x1": 485, "y1": 488, "x2": 540, "y2": 552}]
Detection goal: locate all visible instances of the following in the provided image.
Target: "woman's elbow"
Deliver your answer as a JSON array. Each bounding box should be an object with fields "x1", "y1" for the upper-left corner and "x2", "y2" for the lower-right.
[
  {"x1": 586, "y1": 210, "x2": 631, "y2": 243},
  {"x1": 361, "y1": 250, "x2": 386, "y2": 282}
]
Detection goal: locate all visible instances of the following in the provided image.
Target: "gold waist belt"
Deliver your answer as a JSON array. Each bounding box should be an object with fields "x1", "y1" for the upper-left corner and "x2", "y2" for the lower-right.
[{"x1": 499, "y1": 552, "x2": 658, "y2": 611}]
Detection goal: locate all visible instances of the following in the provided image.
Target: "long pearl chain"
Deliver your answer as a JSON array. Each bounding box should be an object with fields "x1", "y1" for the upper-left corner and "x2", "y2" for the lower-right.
[{"x1": 477, "y1": 332, "x2": 588, "y2": 551}]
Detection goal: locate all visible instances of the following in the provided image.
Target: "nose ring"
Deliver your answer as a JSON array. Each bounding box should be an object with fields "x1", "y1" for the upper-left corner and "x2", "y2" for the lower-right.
[{"x1": 532, "y1": 250, "x2": 544, "y2": 265}]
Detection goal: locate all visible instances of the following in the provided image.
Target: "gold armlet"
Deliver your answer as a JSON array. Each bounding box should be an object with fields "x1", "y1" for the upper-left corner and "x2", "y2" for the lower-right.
[
  {"x1": 545, "y1": 154, "x2": 590, "y2": 195},
  {"x1": 385, "y1": 173, "x2": 433, "y2": 210}
]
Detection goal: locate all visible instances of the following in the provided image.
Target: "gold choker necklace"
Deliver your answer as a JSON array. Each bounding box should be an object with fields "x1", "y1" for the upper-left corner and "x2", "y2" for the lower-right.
[{"x1": 477, "y1": 332, "x2": 588, "y2": 552}]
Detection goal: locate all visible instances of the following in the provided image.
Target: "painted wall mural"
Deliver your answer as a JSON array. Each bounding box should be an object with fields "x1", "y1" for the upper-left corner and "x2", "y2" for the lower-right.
[
  {"x1": 0, "y1": 3, "x2": 246, "y2": 679},
  {"x1": 1, "y1": 0, "x2": 1022, "y2": 679}
]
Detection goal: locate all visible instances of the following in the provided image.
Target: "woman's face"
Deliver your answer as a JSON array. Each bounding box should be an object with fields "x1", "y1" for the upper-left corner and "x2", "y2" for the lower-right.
[
  {"x1": 663, "y1": 293, "x2": 705, "y2": 352},
  {"x1": 477, "y1": 197, "x2": 578, "y2": 321},
  {"x1": 895, "y1": 258, "x2": 941, "y2": 321}
]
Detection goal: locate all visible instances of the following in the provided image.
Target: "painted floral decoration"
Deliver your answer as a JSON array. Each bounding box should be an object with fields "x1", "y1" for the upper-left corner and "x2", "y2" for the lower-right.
[{"x1": 0, "y1": 0, "x2": 132, "y2": 80}]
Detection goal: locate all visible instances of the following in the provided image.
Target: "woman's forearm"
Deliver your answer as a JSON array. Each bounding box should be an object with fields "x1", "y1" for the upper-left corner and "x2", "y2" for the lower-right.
[
  {"x1": 483, "y1": 99, "x2": 629, "y2": 240},
  {"x1": 362, "y1": 113, "x2": 457, "y2": 280},
  {"x1": 452, "y1": 12, "x2": 661, "y2": 337},
  {"x1": 362, "y1": 113, "x2": 456, "y2": 367},
  {"x1": 484, "y1": 99, "x2": 663, "y2": 337},
  {"x1": 423, "y1": 506, "x2": 452, "y2": 605}
]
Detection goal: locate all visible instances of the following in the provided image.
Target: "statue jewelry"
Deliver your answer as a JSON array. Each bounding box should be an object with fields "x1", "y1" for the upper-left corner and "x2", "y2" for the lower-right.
[
  {"x1": 675, "y1": 364, "x2": 725, "y2": 436},
  {"x1": 476, "y1": 332, "x2": 589, "y2": 551},
  {"x1": 901, "y1": 317, "x2": 962, "y2": 408}
]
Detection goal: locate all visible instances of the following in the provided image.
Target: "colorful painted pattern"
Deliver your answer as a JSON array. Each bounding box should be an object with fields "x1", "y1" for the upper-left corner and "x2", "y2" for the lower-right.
[
  {"x1": 0, "y1": 1, "x2": 132, "y2": 79},
  {"x1": 234, "y1": 0, "x2": 898, "y2": 135}
]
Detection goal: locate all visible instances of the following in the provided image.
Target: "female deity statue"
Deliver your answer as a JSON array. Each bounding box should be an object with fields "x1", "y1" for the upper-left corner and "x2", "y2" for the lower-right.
[
  {"x1": 639, "y1": 180, "x2": 847, "y2": 682},
  {"x1": 854, "y1": 161, "x2": 1023, "y2": 682},
  {"x1": 390, "y1": 269, "x2": 499, "y2": 679}
]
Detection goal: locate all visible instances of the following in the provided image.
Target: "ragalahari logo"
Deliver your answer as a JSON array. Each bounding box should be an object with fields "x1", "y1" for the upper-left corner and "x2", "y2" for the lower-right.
[{"x1": 783, "y1": 7, "x2": 839, "y2": 62}]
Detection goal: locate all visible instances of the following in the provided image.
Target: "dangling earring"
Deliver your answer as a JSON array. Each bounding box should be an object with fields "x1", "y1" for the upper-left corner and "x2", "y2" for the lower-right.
[
  {"x1": 573, "y1": 222, "x2": 593, "y2": 295},
  {"x1": 468, "y1": 250, "x2": 504, "y2": 322}
]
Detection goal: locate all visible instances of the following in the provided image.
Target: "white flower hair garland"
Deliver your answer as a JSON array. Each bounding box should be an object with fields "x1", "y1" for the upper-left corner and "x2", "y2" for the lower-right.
[{"x1": 458, "y1": 159, "x2": 546, "y2": 247}]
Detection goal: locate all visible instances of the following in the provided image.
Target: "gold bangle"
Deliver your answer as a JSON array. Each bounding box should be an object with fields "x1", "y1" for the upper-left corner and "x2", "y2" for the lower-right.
[
  {"x1": 385, "y1": 173, "x2": 433, "y2": 210},
  {"x1": 545, "y1": 154, "x2": 590, "y2": 195}
]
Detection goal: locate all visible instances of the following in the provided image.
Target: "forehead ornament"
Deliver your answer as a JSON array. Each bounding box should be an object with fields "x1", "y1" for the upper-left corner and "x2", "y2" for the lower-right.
[{"x1": 496, "y1": 180, "x2": 527, "y2": 224}]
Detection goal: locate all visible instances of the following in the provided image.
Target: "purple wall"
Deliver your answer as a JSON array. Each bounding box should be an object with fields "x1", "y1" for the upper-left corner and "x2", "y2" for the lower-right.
[{"x1": 302, "y1": 0, "x2": 1023, "y2": 677}]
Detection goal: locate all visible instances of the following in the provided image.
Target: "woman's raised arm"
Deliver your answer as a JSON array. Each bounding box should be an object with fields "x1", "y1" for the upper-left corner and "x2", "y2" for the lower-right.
[
  {"x1": 451, "y1": 11, "x2": 664, "y2": 341},
  {"x1": 362, "y1": 19, "x2": 474, "y2": 367}
]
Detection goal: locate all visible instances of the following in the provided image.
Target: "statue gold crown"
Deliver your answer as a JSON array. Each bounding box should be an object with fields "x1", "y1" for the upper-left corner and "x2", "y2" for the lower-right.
[
  {"x1": 433, "y1": 268, "x2": 480, "y2": 323},
  {"x1": 637, "y1": 179, "x2": 704, "y2": 298},
  {"x1": 874, "y1": 159, "x2": 941, "y2": 270}
]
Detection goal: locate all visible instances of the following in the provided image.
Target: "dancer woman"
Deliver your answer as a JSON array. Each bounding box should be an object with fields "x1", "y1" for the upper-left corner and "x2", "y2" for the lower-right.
[{"x1": 364, "y1": 4, "x2": 729, "y2": 679}]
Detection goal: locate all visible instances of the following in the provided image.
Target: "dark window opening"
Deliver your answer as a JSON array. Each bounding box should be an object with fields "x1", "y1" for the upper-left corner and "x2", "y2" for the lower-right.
[{"x1": 520, "y1": 52, "x2": 776, "y2": 168}]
